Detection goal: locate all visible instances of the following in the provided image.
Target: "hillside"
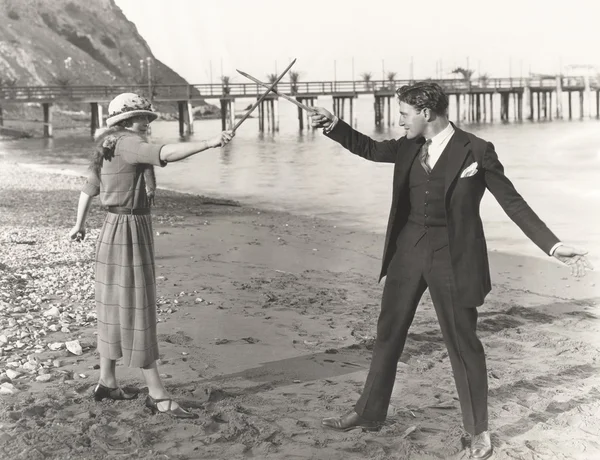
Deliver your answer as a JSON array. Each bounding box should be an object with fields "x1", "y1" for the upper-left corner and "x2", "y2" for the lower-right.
[
  {"x1": 0, "y1": 0, "x2": 190, "y2": 87},
  {"x1": 0, "y1": 0, "x2": 216, "y2": 135}
]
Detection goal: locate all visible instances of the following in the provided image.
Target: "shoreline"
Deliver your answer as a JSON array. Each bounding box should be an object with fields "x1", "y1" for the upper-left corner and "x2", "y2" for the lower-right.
[
  {"x1": 0, "y1": 158, "x2": 599, "y2": 459},
  {"x1": 10, "y1": 155, "x2": 599, "y2": 270}
]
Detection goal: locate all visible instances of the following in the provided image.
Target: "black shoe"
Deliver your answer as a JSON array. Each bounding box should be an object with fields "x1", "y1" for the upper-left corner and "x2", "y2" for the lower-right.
[
  {"x1": 93, "y1": 383, "x2": 138, "y2": 401},
  {"x1": 145, "y1": 395, "x2": 199, "y2": 419},
  {"x1": 470, "y1": 431, "x2": 493, "y2": 459},
  {"x1": 322, "y1": 410, "x2": 382, "y2": 432}
]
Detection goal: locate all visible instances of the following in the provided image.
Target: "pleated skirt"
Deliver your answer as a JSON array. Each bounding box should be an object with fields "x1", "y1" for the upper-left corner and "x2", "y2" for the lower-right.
[{"x1": 95, "y1": 212, "x2": 159, "y2": 368}]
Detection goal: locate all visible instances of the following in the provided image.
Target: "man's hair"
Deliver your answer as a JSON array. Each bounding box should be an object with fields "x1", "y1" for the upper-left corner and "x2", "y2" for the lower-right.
[{"x1": 395, "y1": 82, "x2": 449, "y2": 116}]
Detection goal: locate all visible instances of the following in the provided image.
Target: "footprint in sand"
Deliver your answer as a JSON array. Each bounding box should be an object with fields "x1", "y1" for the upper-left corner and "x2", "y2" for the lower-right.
[{"x1": 159, "y1": 330, "x2": 193, "y2": 345}]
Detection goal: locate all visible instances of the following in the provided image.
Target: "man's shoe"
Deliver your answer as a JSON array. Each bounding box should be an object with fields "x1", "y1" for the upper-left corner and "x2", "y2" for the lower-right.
[
  {"x1": 470, "y1": 431, "x2": 493, "y2": 459},
  {"x1": 322, "y1": 410, "x2": 382, "y2": 432}
]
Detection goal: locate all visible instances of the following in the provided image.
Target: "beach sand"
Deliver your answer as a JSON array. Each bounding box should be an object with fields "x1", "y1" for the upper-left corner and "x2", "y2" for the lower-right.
[{"x1": 0, "y1": 160, "x2": 599, "y2": 460}]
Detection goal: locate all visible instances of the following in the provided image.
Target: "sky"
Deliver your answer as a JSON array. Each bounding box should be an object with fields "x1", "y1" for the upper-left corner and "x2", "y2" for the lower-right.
[{"x1": 116, "y1": 0, "x2": 600, "y2": 84}]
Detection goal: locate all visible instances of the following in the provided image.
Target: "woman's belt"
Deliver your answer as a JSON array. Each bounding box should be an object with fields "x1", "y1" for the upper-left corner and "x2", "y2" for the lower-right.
[{"x1": 107, "y1": 207, "x2": 151, "y2": 215}]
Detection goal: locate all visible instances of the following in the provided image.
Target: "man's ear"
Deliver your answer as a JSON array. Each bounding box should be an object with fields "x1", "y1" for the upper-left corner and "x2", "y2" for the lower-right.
[{"x1": 422, "y1": 108, "x2": 433, "y2": 122}]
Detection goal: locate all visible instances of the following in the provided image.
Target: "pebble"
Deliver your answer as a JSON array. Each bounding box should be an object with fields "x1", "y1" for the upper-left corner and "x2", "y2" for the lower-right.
[
  {"x1": 0, "y1": 382, "x2": 18, "y2": 395},
  {"x1": 65, "y1": 340, "x2": 83, "y2": 355},
  {"x1": 6, "y1": 369, "x2": 21, "y2": 380},
  {"x1": 22, "y1": 362, "x2": 38, "y2": 372},
  {"x1": 42, "y1": 306, "x2": 60, "y2": 318},
  {"x1": 35, "y1": 374, "x2": 53, "y2": 382}
]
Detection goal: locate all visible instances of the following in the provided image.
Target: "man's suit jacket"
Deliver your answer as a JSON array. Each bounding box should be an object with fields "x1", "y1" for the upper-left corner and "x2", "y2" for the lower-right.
[{"x1": 326, "y1": 120, "x2": 560, "y2": 308}]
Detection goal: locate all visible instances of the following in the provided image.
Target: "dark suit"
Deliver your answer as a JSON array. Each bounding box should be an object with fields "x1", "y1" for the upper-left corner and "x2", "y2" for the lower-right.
[{"x1": 325, "y1": 120, "x2": 559, "y2": 434}]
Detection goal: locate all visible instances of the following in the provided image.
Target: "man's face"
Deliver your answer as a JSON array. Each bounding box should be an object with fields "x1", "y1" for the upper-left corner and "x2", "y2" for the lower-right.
[{"x1": 398, "y1": 101, "x2": 426, "y2": 139}]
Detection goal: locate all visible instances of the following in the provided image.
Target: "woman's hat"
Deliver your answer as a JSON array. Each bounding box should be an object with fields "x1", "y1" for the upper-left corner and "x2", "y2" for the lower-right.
[{"x1": 106, "y1": 93, "x2": 158, "y2": 127}]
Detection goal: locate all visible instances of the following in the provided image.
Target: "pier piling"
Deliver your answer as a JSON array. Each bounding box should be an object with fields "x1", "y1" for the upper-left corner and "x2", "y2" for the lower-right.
[
  {"x1": 90, "y1": 102, "x2": 101, "y2": 137},
  {"x1": 177, "y1": 101, "x2": 194, "y2": 136},
  {"x1": 43, "y1": 103, "x2": 52, "y2": 138}
]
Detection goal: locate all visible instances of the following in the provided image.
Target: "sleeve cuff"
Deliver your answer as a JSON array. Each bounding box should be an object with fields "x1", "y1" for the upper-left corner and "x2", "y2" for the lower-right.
[
  {"x1": 323, "y1": 115, "x2": 340, "y2": 134},
  {"x1": 81, "y1": 181, "x2": 100, "y2": 197},
  {"x1": 149, "y1": 143, "x2": 167, "y2": 167},
  {"x1": 158, "y1": 145, "x2": 167, "y2": 167},
  {"x1": 549, "y1": 242, "x2": 563, "y2": 256}
]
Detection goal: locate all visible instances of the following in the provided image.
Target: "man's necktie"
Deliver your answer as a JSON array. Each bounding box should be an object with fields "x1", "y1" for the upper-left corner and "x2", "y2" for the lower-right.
[{"x1": 420, "y1": 139, "x2": 432, "y2": 174}]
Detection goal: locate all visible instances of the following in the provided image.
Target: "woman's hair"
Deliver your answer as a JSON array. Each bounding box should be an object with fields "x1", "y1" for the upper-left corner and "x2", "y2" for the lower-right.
[
  {"x1": 89, "y1": 117, "x2": 156, "y2": 198},
  {"x1": 116, "y1": 118, "x2": 135, "y2": 128},
  {"x1": 89, "y1": 122, "x2": 130, "y2": 176},
  {"x1": 395, "y1": 82, "x2": 449, "y2": 116}
]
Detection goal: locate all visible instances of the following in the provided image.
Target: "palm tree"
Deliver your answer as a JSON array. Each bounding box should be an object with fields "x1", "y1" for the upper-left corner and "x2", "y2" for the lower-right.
[
  {"x1": 266, "y1": 73, "x2": 278, "y2": 92},
  {"x1": 0, "y1": 77, "x2": 17, "y2": 86},
  {"x1": 451, "y1": 67, "x2": 474, "y2": 89},
  {"x1": 478, "y1": 72, "x2": 490, "y2": 88},
  {"x1": 133, "y1": 73, "x2": 162, "y2": 99},
  {"x1": 0, "y1": 77, "x2": 17, "y2": 99},
  {"x1": 387, "y1": 71, "x2": 397, "y2": 90},
  {"x1": 289, "y1": 71, "x2": 300, "y2": 95},
  {"x1": 221, "y1": 75, "x2": 231, "y2": 95},
  {"x1": 361, "y1": 72, "x2": 372, "y2": 91}
]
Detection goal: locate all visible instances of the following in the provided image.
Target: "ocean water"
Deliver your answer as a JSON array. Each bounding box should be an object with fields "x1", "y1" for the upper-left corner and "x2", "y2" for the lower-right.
[{"x1": 1, "y1": 95, "x2": 599, "y2": 265}]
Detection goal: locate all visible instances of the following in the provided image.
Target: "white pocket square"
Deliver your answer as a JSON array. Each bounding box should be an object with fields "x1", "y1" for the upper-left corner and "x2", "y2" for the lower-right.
[{"x1": 460, "y1": 162, "x2": 479, "y2": 178}]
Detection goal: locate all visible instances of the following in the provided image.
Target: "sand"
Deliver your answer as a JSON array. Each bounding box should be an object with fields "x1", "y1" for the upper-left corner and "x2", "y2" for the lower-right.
[{"x1": 0, "y1": 159, "x2": 599, "y2": 460}]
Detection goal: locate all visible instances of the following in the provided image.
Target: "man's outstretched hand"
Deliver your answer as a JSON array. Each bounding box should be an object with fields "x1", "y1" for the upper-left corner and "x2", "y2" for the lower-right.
[
  {"x1": 310, "y1": 107, "x2": 335, "y2": 129},
  {"x1": 553, "y1": 246, "x2": 594, "y2": 277}
]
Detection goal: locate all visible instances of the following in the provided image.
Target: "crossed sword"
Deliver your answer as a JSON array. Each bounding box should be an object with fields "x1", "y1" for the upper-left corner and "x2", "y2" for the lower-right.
[{"x1": 231, "y1": 58, "x2": 317, "y2": 133}]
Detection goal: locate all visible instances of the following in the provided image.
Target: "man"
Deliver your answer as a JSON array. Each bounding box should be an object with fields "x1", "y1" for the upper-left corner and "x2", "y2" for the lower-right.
[{"x1": 310, "y1": 82, "x2": 592, "y2": 460}]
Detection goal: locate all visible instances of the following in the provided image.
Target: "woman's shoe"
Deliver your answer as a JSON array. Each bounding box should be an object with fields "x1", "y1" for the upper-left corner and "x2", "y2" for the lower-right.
[
  {"x1": 93, "y1": 383, "x2": 138, "y2": 401},
  {"x1": 145, "y1": 395, "x2": 199, "y2": 419}
]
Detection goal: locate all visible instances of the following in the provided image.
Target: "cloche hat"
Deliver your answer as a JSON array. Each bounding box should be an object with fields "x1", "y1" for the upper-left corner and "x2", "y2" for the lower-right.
[{"x1": 106, "y1": 93, "x2": 158, "y2": 127}]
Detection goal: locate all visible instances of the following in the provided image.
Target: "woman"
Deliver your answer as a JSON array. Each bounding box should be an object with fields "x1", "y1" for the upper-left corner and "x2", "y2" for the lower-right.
[{"x1": 69, "y1": 93, "x2": 234, "y2": 419}]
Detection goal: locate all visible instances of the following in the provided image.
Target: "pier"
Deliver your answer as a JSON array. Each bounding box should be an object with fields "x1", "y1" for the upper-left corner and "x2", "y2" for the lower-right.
[{"x1": 0, "y1": 75, "x2": 598, "y2": 137}]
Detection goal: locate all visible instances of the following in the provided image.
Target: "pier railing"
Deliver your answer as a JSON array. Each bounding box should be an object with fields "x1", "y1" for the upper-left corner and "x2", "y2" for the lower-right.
[{"x1": 0, "y1": 77, "x2": 596, "y2": 103}]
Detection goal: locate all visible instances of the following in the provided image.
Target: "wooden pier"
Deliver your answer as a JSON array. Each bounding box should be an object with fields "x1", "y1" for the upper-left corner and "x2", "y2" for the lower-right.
[{"x1": 0, "y1": 75, "x2": 598, "y2": 137}]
